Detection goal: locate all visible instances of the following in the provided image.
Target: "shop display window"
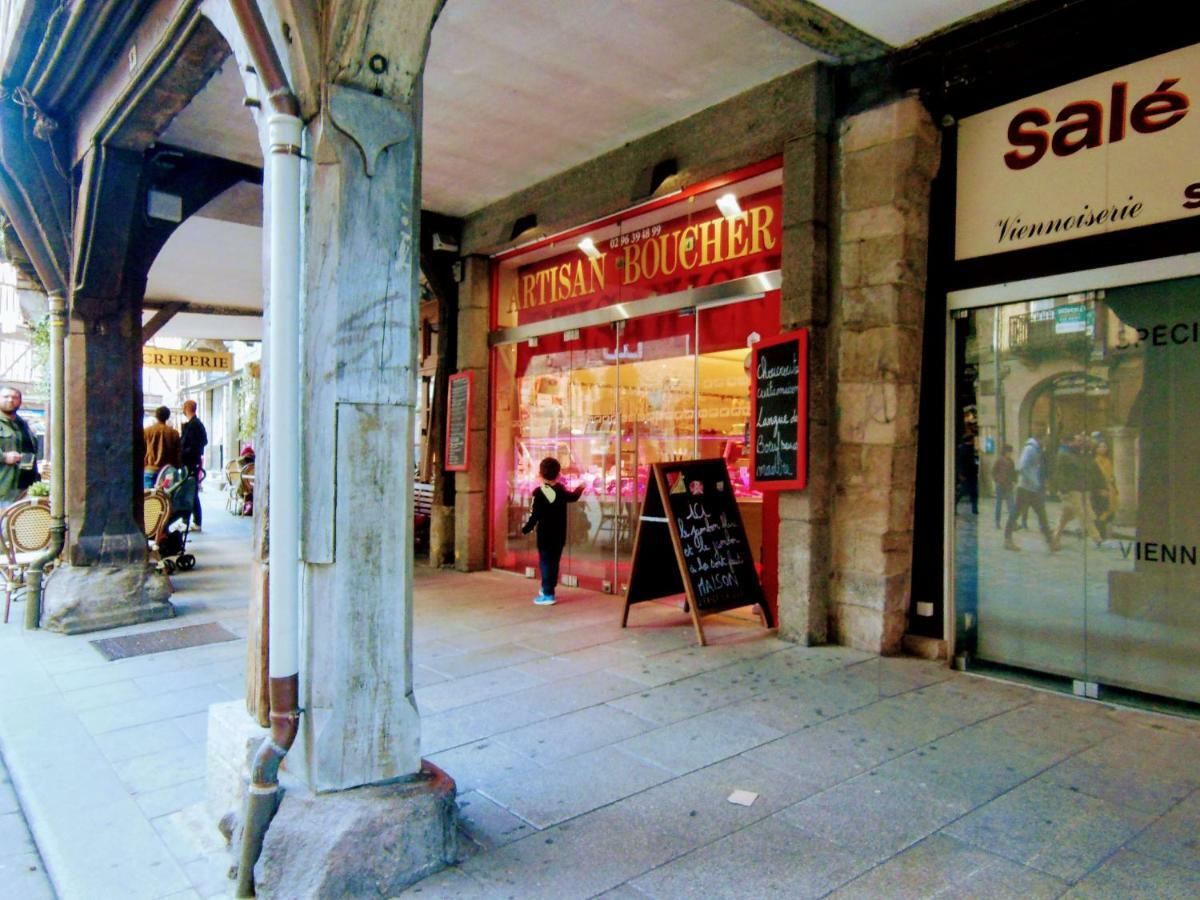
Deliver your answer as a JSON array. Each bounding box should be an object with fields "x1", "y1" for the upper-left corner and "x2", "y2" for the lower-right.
[
  {"x1": 953, "y1": 276, "x2": 1200, "y2": 705},
  {"x1": 490, "y1": 293, "x2": 780, "y2": 594}
]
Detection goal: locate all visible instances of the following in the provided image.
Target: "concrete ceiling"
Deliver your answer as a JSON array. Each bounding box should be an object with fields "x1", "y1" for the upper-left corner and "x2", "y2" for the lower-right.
[{"x1": 146, "y1": 0, "x2": 1014, "y2": 340}]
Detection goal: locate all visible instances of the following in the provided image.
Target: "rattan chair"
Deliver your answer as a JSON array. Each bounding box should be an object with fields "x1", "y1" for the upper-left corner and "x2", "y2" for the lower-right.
[
  {"x1": 1, "y1": 499, "x2": 52, "y2": 624},
  {"x1": 224, "y1": 460, "x2": 243, "y2": 513},
  {"x1": 143, "y1": 488, "x2": 172, "y2": 571}
]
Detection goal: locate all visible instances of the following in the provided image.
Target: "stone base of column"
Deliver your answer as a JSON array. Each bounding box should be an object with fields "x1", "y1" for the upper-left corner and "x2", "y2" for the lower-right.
[
  {"x1": 206, "y1": 700, "x2": 270, "y2": 846},
  {"x1": 41, "y1": 564, "x2": 174, "y2": 634},
  {"x1": 255, "y1": 762, "x2": 457, "y2": 897}
]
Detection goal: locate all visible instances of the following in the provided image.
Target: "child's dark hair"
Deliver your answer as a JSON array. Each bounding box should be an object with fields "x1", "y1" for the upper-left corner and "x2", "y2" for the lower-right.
[{"x1": 538, "y1": 457, "x2": 561, "y2": 481}]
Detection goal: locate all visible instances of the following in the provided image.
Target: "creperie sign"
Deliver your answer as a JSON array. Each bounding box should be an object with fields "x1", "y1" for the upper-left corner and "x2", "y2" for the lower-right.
[
  {"x1": 504, "y1": 186, "x2": 781, "y2": 324},
  {"x1": 956, "y1": 44, "x2": 1200, "y2": 260},
  {"x1": 143, "y1": 346, "x2": 233, "y2": 372}
]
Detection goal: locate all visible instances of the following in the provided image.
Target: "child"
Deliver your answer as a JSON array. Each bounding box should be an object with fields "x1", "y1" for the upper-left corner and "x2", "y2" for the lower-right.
[{"x1": 521, "y1": 456, "x2": 584, "y2": 605}]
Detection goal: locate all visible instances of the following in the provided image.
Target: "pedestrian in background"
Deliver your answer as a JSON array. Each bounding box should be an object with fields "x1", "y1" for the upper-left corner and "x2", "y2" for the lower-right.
[
  {"x1": 0, "y1": 385, "x2": 40, "y2": 507},
  {"x1": 179, "y1": 399, "x2": 208, "y2": 531},
  {"x1": 521, "y1": 456, "x2": 583, "y2": 606},
  {"x1": 991, "y1": 443, "x2": 1016, "y2": 528},
  {"x1": 143, "y1": 406, "x2": 180, "y2": 489},
  {"x1": 1005, "y1": 434, "x2": 1059, "y2": 552}
]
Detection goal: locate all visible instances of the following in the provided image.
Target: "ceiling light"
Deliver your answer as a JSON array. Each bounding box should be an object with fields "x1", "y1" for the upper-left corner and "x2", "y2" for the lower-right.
[
  {"x1": 578, "y1": 237, "x2": 601, "y2": 259},
  {"x1": 715, "y1": 193, "x2": 742, "y2": 220}
]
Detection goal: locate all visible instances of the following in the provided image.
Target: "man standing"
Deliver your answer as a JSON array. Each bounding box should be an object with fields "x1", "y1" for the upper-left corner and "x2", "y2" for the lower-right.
[
  {"x1": 179, "y1": 399, "x2": 208, "y2": 531},
  {"x1": 991, "y1": 443, "x2": 1016, "y2": 528},
  {"x1": 144, "y1": 406, "x2": 180, "y2": 489},
  {"x1": 0, "y1": 385, "x2": 40, "y2": 506}
]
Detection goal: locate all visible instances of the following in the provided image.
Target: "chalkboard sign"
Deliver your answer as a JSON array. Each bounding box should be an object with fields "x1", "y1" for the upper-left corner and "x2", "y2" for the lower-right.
[
  {"x1": 445, "y1": 371, "x2": 472, "y2": 472},
  {"x1": 623, "y1": 459, "x2": 772, "y2": 646},
  {"x1": 750, "y1": 329, "x2": 808, "y2": 490}
]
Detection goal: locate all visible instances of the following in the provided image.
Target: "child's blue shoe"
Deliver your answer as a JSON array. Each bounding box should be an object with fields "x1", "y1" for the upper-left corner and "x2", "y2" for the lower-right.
[{"x1": 533, "y1": 593, "x2": 557, "y2": 606}]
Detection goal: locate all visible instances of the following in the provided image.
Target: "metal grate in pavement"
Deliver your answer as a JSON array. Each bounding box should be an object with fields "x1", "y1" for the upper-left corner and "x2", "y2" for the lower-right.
[{"x1": 89, "y1": 622, "x2": 238, "y2": 660}]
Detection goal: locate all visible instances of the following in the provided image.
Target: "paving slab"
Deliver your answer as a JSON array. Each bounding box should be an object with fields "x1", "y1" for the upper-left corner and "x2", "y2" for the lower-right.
[
  {"x1": 1062, "y1": 848, "x2": 1200, "y2": 898},
  {"x1": 943, "y1": 777, "x2": 1156, "y2": 882},
  {"x1": 628, "y1": 813, "x2": 876, "y2": 899},
  {"x1": 827, "y1": 832, "x2": 1068, "y2": 899}
]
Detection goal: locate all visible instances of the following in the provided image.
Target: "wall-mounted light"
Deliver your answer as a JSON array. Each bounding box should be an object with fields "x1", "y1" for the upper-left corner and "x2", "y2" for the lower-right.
[
  {"x1": 715, "y1": 192, "x2": 742, "y2": 220},
  {"x1": 147, "y1": 190, "x2": 183, "y2": 223},
  {"x1": 578, "y1": 237, "x2": 601, "y2": 259}
]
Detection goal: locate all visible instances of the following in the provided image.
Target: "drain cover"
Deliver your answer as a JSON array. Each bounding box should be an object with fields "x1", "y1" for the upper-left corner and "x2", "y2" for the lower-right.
[{"x1": 89, "y1": 622, "x2": 238, "y2": 660}]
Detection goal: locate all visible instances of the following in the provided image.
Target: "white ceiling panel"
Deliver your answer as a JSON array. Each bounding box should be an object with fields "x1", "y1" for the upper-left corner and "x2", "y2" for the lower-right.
[
  {"x1": 422, "y1": 0, "x2": 826, "y2": 215},
  {"x1": 815, "y1": 0, "x2": 1014, "y2": 47},
  {"x1": 146, "y1": 217, "x2": 262, "y2": 309}
]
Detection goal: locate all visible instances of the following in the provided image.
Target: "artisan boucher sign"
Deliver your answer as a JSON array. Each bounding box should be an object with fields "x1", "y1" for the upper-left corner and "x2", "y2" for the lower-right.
[
  {"x1": 505, "y1": 185, "x2": 781, "y2": 325},
  {"x1": 956, "y1": 44, "x2": 1200, "y2": 260},
  {"x1": 143, "y1": 346, "x2": 233, "y2": 372}
]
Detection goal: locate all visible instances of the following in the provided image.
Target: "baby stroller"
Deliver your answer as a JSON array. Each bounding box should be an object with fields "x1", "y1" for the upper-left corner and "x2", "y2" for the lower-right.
[{"x1": 154, "y1": 465, "x2": 198, "y2": 572}]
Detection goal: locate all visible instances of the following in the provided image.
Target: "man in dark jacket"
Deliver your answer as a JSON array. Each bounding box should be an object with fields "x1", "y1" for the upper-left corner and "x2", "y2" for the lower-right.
[
  {"x1": 0, "y1": 385, "x2": 40, "y2": 506},
  {"x1": 179, "y1": 399, "x2": 208, "y2": 530},
  {"x1": 521, "y1": 456, "x2": 584, "y2": 605}
]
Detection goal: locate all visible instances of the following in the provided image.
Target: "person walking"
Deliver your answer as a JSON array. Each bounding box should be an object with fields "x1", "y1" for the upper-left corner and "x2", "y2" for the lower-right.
[
  {"x1": 520, "y1": 456, "x2": 584, "y2": 606},
  {"x1": 1053, "y1": 433, "x2": 1103, "y2": 546},
  {"x1": 991, "y1": 443, "x2": 1016, "y2": 528},
  {"x1": 1004, "y1": 434, "x2": 1059, "y2": 552},
  {"x1": 144, "y1": 406, "x2": 181, "y2": 489},
  {"x1": 1092, "y1": 439, "x2": 1118, "y2": 540},
  {"x1": 179, "y1": 399, "x2": 208, "y2": 531},
  {"x1": 0, "y1": 385, "x2": 40, "y2": 507}
]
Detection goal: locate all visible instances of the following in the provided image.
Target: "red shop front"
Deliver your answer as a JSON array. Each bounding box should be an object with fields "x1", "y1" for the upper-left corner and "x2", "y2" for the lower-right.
[{"x1": 488, "y1": 162, "x2": 783, "y2": 616}]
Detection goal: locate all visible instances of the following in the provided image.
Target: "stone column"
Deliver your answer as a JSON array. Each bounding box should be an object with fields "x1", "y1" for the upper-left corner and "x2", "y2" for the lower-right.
[
  {"x1": 829, "y1": 96, "x2": 940, "y2": 654},
  {"x1": 297, "y1": 88, "x2": 424, "y2": 792},
  {"x1": 777, "y1": 65, "x2": 833, "y2": 644},
  {"x1": 454, "y1": 255, "x2": 490, "y2": 572}
]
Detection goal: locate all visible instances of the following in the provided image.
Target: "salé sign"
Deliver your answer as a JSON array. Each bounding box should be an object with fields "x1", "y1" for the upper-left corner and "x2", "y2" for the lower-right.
[
  {"x1": 143, "y1": 346, "x2": 233, "y2": 372},
  {"x1": 956, "y1": 44, "x2": 1200, "y2": 261},
  {"x1": 504, "y1": 186, "x2": 781, "y2": 325}
]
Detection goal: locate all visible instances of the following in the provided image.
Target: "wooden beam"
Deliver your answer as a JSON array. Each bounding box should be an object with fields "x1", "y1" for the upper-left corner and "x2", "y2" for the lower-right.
[
  {"x1": 140, "y1": 301, "x2": 186, "y2": 343},
  {"x1": 143, "y1": 300, "x2": 261, "y2": 318}
]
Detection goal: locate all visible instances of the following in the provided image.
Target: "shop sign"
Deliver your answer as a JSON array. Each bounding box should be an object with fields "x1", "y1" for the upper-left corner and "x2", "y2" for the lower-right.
[
  {"x1": 956, "y1": 44, "x2": 1200, "y2": 260},
  {"x1": 622, "y1": 458, "x2": 773, "y2": 646},
  {"x1": 143, "y1": 346, "x2": 232, "y2": 372},
  {"x1": 1053, "y1": 304, "x2": 1091, "y2": 334},
  {"x1": 445, "y1": 371, "x2": 472, "y2": 472},
  {"x1": 505, "y1": 186, "x2": 781, "y2": 325},
  {"x1": 749, "y1": 328, "x2": 808, "y2": 490}
]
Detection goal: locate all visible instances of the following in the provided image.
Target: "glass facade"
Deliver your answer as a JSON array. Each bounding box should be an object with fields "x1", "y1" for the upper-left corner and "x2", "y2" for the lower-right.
[
  {"x1": 490, "y1": 294, "x2": 780, "y2": 600},
  {"x1": 953, "y1": 276, "x2": 1200, "y2": 704}
]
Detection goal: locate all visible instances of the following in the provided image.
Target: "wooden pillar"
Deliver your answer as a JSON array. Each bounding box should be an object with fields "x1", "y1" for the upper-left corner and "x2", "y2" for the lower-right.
[{"x1": 298, "y1": 86, "x2": 425, "y2": 791}]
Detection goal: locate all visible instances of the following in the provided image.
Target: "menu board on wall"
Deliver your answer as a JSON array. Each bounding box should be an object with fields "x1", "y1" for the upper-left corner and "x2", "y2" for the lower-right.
[
  {"x1": 445, "y1": 371, "x2": 472, "y2": 472},
  {"x1": 750, "y1": 329, "x2": 808, "y2": 490},
  {"x1": 622, "y1": 459, "x2": 772, "y2": 646}
]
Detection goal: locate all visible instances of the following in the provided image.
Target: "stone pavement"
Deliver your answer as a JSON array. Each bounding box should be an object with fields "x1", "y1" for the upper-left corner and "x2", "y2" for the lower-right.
[
  {"x1": 0, "y1": 489, "x2": 251, "y2": 900},
  {"x1": 402, "y1": 568, "x2": 1200, "y2": 899},
  {"x1": 0, "y1": 750, "x2": 53, "y2": 899},
  {"x1": 1, "y1": 494, "x2": 1199, "y2": 899}
]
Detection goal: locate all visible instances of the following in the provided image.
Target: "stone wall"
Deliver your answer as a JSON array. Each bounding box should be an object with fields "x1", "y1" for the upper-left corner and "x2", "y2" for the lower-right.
[
  {"x1": 453, "y1": 255, "x2": 491, "y2": 571},
  {"x1": 828, "y1": 95, "x2": 940, "y2": 654}
]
